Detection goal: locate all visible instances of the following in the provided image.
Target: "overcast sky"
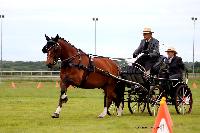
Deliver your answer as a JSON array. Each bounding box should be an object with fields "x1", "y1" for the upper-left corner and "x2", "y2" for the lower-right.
[{"x1": 1, "y1": 0, "x2": 200, "y2": 61}]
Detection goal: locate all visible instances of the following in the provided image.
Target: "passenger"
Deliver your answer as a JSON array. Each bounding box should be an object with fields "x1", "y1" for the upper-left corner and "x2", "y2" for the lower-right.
[
  {"x1": 165, "y1": 47, "x2": 185, "y2": 80},
  {"x1": 133, "y1": 27, "x2": 160, "y2": 73}
]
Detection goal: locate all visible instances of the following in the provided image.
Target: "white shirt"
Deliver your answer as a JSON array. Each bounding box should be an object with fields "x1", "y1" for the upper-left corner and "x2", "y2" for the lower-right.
[{"x1": 168, "y1": 57, "x2": 174, "y2": 63}]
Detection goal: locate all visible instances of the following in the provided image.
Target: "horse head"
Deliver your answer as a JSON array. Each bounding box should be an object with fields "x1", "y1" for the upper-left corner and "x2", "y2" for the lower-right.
[{"x1": 42, "y1": 34, "x2": 61, "y2": 68}]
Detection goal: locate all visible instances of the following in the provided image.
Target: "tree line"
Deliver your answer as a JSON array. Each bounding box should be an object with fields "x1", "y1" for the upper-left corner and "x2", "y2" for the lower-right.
[
  {"x1": 1, "y1": 61, "x2": 58, "y2": 71},
  {"x1": 1, "y1": 60, "x2": 200, "y2": 73}
]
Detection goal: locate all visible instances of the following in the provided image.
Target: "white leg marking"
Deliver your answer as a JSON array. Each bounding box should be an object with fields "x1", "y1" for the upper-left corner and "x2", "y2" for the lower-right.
[
  {"x1": 98, "y1": 107, "x2": 107, "y2": 118},
  {"x1": 55, "y1": 106, "x2": 62, "y2": 114},
  {"x1": 61, "y1": 93, "x2": 67, "y2": 99},
  {"x1": 117, "y1": 106, "x2": 123, "y2": 117}
]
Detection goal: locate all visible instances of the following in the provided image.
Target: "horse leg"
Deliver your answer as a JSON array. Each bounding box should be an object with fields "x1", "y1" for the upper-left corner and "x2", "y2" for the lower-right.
[
  {"x1": 116, "y1": 99, "x2": 123, "y2": 117},
  {"x1": 52, "y1": 82, "x2": 69, "y2": 118},
  {"x1": 99, "y1": 82, "x2": 124, "y2": 117},
  {"x1": 98, "y1": 87, "x2": 114, "y2": 118},
  {"x1": 98, "y1": 91, "x2": 108, "y2": 118},
  {"x1": 112, "y1": 95, "x2": 123, "y2": 117},
  {"x1": 115, "y1": 81, "x2": 125, "y2": 117}
]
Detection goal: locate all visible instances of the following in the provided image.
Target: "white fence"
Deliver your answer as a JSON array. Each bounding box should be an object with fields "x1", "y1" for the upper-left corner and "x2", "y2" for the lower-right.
[
  {"x1": 0, "y1": 71, "x2": 60, "y2": 81},
  {"x1": 188, "y1": 73, "x2": 200, "y2": 78},
  {"x1": 0, "y1": 71, "x2": 200, "y2": 81}
]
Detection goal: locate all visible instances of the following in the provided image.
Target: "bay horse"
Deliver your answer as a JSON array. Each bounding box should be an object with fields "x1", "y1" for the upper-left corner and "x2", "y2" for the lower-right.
[{"x1": 42, "y1": 34, "x2": 123, "y2": 118}]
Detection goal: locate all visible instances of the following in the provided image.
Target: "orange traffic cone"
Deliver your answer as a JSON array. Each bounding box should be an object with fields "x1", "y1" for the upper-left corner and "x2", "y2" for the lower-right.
[
  {"x1": 37, "y1": 82, "x2": 43, "y2": 89},
  {"x1": 11, "y1": 82, "x2": 16, "y2": 89},
  {"x1": 192, "y1": 82, "x2": 197, "y2": 89},
  {"x1": 56, "y1": 81, "x2": 59, "y2": 88},
  {"x1": 152, "y1": 97, "x2": 173, "y2": 133}
]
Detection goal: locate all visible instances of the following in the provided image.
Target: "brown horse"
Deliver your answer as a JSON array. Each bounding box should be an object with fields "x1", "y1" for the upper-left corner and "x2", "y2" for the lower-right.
[{"x1": 42, "y1": 34, "x2": 123, "y2": 118}]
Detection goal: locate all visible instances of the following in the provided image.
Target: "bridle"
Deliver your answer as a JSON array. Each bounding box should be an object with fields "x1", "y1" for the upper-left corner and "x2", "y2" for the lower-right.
[
  {"x1": 46, "y1": 41, "x2": 61, "y2": 66},
  {"x1": 45, "y1": 40, "x2": 84, "y2": 68}
]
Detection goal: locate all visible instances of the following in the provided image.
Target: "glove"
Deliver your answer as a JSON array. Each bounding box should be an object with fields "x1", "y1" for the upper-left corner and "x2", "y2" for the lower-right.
[
  {"x1": 133, "y1": 54, "x2": 137, "y2": 58},
  {"x1": 142, "y1": 54, "x2": 150, "y2": 59},
  {"x1": 149, "y1": 53, "x2": 153, "y2": 58},
  {"x1": 142, "y1": 50, "x2": 149, "y2": 54}
]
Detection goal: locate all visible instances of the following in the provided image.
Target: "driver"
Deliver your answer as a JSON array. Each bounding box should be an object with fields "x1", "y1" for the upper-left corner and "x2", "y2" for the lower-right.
[{"x1": 133, "y1": 28, "x2": 160, "y2": 72}]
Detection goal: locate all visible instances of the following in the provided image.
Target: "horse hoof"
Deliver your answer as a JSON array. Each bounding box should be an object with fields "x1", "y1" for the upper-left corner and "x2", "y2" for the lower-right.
[
  {"x1": 107, "y1": 111, "x2": 111, "y2": 116},
  {"x1": 98, "y1": 115, "x2": 104, "y2": 118},
  {"x1": 117, "y1": 114, "x2": 122, "y2": 117},
  {"x1": 51, "y1": 113, "x2": 59, "y2": 118},
  {"x1": 98, "y1": 114, "x2": 106, "y2": 118}
]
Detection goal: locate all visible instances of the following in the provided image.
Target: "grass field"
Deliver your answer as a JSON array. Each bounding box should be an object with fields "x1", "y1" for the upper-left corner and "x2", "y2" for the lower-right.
[{"x1": 0, "y1": 79, "x2": 200, "y2": 133}]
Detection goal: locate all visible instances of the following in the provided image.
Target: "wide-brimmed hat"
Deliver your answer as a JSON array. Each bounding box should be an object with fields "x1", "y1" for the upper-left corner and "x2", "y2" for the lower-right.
[
  {"x1": 165, "y1": 47, "x2": 177, "y2": 54},
  {"x1": 143, "y1": 27, "x2": 154, "y2": 34}
]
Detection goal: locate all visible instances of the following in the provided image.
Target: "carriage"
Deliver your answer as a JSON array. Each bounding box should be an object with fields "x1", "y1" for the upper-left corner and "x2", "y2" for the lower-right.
[
  {"x1": 147, "y1": 74, "x2": 193, "y2": 116},
  {"x1": 42, "y1": 34, "x2": 193, "y2": 118},
  {"x1": 109, "y1": 56, "x2": 193, "y2": 116}
]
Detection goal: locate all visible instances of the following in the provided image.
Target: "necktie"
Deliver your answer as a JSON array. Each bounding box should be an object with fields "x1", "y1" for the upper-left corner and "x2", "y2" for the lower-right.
[{"x1": 143, "y1": 41, "x2": 149, "y2": 51}]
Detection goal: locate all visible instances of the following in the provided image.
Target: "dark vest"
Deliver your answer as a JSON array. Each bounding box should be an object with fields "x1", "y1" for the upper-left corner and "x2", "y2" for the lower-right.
[
  {"x1": 133, "y1": 37, "x2": 160, "y2": 58},
  {"x1": 166, "y1": 56, "x2": 185, "y2": 76}
]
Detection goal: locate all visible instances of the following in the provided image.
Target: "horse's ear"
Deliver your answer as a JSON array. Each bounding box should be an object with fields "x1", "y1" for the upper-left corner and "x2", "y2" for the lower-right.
[
  {"x1": 45, "y1": 34, "x2": 50, "y2": 41},
  {"x1": 54, "y1": 34, "x2": 59, "y2": 42}
]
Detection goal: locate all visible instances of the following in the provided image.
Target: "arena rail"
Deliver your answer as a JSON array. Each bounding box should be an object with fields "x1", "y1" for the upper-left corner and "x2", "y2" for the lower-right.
[
  {"x1": 0, "y1": 71, "x2": 60, "y2": 81},
  {"x1": 0, "y1": 71, "x2": 200, "y2": 81}
]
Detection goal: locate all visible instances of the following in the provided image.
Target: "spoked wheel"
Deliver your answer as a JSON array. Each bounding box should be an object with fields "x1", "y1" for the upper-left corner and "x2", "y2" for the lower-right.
[
  {"x1": 108, "y1": 102, "x2": 124, "y2": 116},
  {"x1": 128, "y1": 95, "x2": 146, "y2": 114},
  {"x1": 175, "y1": 85, "x2": 193, "y2": 114},
  {"x1": 147, "y1": 85, "x2": 163, "y2": 116},
  {"x1": 108, "y1": 102, "x2": 117, "y2": 115}
]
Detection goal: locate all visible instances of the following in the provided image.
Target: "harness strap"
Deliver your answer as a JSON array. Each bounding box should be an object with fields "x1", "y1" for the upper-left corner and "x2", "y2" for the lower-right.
[
  {"x1": 61, "y1": 54, "x2": 95, "y2": 87},
  {"x1": 79, "y1": 56, "x2": 94, "y2": 85}
]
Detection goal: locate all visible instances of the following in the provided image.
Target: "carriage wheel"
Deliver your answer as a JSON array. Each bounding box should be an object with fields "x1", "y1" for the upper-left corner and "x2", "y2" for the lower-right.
[
  {"x1": 175, "y1": 85, "x2": 193, "y2": 114},
  {"x1": 147, "y1": 85, "x2": 163, "y2": 116},
  {"x1": 108, "y1": 101, "x2": 124, "y2": 116},
  {"x1": 108, "y1": 102, "x2": 117, "y2": 115},
  {"x1": 128, "y1": 95, "x2": 146, "y2": 114}
]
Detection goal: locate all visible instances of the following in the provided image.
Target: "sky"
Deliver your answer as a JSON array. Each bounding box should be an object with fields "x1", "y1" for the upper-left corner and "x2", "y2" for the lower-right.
[{"x1": 0, "y1": 0, "x2": 200, "y2": 61}]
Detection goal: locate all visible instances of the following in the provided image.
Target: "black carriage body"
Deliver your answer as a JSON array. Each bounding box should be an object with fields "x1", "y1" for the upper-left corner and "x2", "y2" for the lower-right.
[
  {"x1": 120, "y1": 63, "x2": 147, "y2": 85},
  {"x1": 118, "y1": 63, "x2": 149, "y2": 114}
]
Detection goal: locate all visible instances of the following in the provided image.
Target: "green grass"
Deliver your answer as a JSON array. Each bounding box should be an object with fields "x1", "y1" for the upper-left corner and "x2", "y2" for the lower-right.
[{"x1": 0, "y1": 79, "x2": 200, "y2": 133}]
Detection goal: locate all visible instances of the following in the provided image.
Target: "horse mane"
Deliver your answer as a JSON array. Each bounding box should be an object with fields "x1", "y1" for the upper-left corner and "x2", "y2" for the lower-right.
[
  {"x1": 58, "y1": 37, "x2": 87, "y2": 55},
  {"x1": 57, "y1": 37, "x2": 72, "y2": 47},
  {"x1": 56, "y1": 36, "x2": 110, "y2": 59}
]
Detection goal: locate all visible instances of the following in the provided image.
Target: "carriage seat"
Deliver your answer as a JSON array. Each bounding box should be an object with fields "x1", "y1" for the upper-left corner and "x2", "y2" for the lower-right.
[
  {"x1": 120, "y1": 63, "x2": 146, "y2": 84},
  {"x1": 150, "y1": 55, "x2": 168, "y2": 77}
]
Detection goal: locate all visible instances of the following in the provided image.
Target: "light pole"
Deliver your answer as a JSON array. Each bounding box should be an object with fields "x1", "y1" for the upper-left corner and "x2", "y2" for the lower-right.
[
  {"x1": 0, "y1": 14, "x2": 4, "y2": 77},
  {"x1": 191, "y1": 17, "x2": 197, "y2": 77},
  {"x1": 92, "y1": 17, "x2": 98, "y2": 55}
]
